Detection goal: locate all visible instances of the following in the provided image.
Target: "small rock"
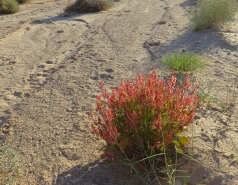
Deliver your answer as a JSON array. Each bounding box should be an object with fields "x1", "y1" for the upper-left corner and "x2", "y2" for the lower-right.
[
  {"x1": 14, "y1": 91, "x2": 24, "y2": 98},
  {"x1": 194, "y1": 115, "x2": 201, "y2": 119},
  {"x1": 32, "y1": 20, "x2": 42, "y2": 24},
  {"x1": 67, "y1": 108, "x2": 72, "y2": 112},
  {"x1": 158, "y1": 20, "x2": 166, "y2": 24}
]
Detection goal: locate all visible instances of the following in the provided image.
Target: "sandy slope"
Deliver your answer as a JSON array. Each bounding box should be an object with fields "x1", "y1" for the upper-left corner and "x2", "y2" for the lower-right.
[{"x1": 0, "y1": 0, "x2": 238, "y2": 184}]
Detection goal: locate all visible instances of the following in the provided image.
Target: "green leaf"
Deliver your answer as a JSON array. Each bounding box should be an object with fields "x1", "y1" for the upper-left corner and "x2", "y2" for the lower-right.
[{"x1": 179, "y1": 136, "x2": 189, "y2": 146}]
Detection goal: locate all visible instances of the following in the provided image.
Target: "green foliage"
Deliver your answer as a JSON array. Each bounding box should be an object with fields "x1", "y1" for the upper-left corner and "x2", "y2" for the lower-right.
[
  {"x1": 17, "y1": 0, "x2": 31, "y2": 4},
  {"x1": 0, "y1": 136, "x2": 22, "y2": 184},
  {"x1": 191, "y1": 0, "x2": 238, "y2": 31},
  {"x1": 65, "y1": 0, "x2": 114, "y2": 13},
  {"x1": 0, "y1": 0, "x2": 19, "y2": 14},
  {"x1": 161, "y1": 52, "x2": 207, "y2": 72}
]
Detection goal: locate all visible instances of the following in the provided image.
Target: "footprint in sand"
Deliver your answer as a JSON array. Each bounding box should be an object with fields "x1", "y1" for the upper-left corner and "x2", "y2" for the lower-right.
[{"x1": 26, "y1": 61, "x2": 57, "y2": 88}]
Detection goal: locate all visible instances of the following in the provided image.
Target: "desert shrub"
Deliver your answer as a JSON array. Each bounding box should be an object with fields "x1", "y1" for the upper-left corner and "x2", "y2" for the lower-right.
[
  {"x1": 191, "y1": 0, "x2": 238, "y2": 31},
  {"x1": 17, "y1": 0, "x2": 31, "y2": 4},
  {"x1": 0, "y1": 136, "x2": 21, "y2": 184},
  {"x1": 90, "y1": 69, "x2": 199, "y2": 183},
  {"x1": 161, "y1": 52, "x2": 207, "y2": 72},
  {"x1": 65, "y1": 0, "x2": 114, "y2": 13},
  {"x1": 0, "y1": 0, "x2": 19, "y2": 14}
]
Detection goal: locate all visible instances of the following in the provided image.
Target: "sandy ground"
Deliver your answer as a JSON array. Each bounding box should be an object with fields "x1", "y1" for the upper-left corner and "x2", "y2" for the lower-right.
[{"x1": 0, "y1": 0, "x2": 238, "y2": 184}]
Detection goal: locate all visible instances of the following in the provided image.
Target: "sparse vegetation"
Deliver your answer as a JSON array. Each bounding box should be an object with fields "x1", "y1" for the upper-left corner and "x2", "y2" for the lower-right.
[
  {"x1": 191, "y1": 0, "x2": 238, "y2": 31},
  {"x1": 0, "y1": 0, "x2": 19, "y2": 14},
  {"x1": 0, "y1": 0, "x2": 31, "y2": 14},
  {"x1": 161, "y1": 52, "x2": 207, "y2": 72},
  {"x1": 65, "y1": 0, "x2": 114, "y2": 13},
  {"x1": 17, "y1": 0, "x2": 31, "y2": 4},
  {"x1": 0, "y1": 136, "x2": 22, "y2": 185}
]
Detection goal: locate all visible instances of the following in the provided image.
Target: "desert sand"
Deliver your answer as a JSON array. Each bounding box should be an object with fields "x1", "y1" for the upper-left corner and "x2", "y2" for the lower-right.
[{"x1": 0, "y1": 0, "x2": 238, "y2": 184}]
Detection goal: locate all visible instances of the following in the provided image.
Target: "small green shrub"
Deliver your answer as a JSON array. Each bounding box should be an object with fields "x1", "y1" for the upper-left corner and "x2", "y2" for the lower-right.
[
  {"x1": 161, "y1": 52, "x2": 207, "y2": 72},
  {"x1": 65, "y1": 0, "x2": 114, "y2": 13},
  {"x1": 17, "y1": 0, "x2": 31, "y2": 4},
  {"x1": 0, "y1": 136, "x2": 22, "y2": 184},
  {"x1": 90, "y1": 69, "x2": 199, "y2": 183},
  {"x1": 0, "y1": 0, "x2": 19, "y2": 14},
  {"x1": 191, "y1": 0, "x2": 238, "y2": 31}
]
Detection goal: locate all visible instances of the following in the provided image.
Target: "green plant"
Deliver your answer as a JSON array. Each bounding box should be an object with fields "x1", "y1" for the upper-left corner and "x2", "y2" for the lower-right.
[
  {"x1": 161, "y1": 52, "x2": 207, "y2": 72},
  {"x1": 17, "y1": 0, "x2": 31, "y2": 4},
  {"x1": 0, "y1": 0, "x2": 19, "y2": 14},
  {"x1": 65, "y1": 0, "x2": 114, "y2": 13},
  {"x1": 190, "y1": 0, "x2": 238, "y2": 31},
  {"x1": 0, "y1": 136, "x2": 22, "y2": 184},
  {"x1": 90, "y1": 69, "x2": 199, "y2": 184}
]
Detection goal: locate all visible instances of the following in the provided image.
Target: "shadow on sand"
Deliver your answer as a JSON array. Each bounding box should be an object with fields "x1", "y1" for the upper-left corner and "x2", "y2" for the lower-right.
[{"x1": 52, "y1": 159, "x2": 145, "y2": 185}]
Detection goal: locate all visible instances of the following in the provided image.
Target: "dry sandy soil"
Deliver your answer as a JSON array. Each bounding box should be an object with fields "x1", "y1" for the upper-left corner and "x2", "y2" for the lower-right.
[{"x1": 0, "y1": 0, "x2": 238, "y2": 184}]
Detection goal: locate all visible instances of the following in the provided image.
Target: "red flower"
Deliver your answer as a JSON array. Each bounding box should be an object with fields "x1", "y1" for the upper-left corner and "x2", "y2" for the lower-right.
[{"x1": 90, "y1": 68, "x2": 199, "y2": 159}]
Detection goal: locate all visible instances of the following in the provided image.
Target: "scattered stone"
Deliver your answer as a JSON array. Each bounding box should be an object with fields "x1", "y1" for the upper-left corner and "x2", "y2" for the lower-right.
[
  {"x1": 31, "y1": 20, "x2": 42, "y2": 24},
  {"x1": 158, "y1": 20, "x2": 166, "y2": 24},
  {"x1": 194, "y1": 114, "x2": 201, "y2": 119},
  {"x1": 67, "y1": 108, "x2": 72, "y2": 112},
  {"x1": 144, "y1": 39, "x2": 161, "y2": 47},
  {"x1": 14, "y1": 91, "x2": 24, "y2": 98}
]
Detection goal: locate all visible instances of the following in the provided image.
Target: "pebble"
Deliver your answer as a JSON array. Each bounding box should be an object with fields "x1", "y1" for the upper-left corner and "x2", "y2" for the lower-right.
[
  {"x1": 158, "y1": 20, "x2": 166, "y2": 24},
  {"x1": 32, "y1": 19, "x2": 42, "y2": 24}
]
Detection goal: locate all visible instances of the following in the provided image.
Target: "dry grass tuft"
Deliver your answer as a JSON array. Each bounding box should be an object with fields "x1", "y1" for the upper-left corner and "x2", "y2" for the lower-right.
[
  {"x1": 65, "y1": 0, "x2": 114, "y2": 14},
  {"x1": 17, "y1": 0, "x2": 31, "y2": 4},
  {"x1": 0, "y1": 136, "x2": 22, "y2": 185},
  {"x1": 0, "y1": 0, "x2": 19, "y2": 14},
  {"x1": 191, "y1": 0, "x2": 238, "y2": 31}
]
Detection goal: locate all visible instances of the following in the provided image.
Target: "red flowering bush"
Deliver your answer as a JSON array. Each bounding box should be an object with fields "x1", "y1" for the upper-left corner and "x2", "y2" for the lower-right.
[{"x1": 90, "y1": 69, "x2": 199, "y2": 162}]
